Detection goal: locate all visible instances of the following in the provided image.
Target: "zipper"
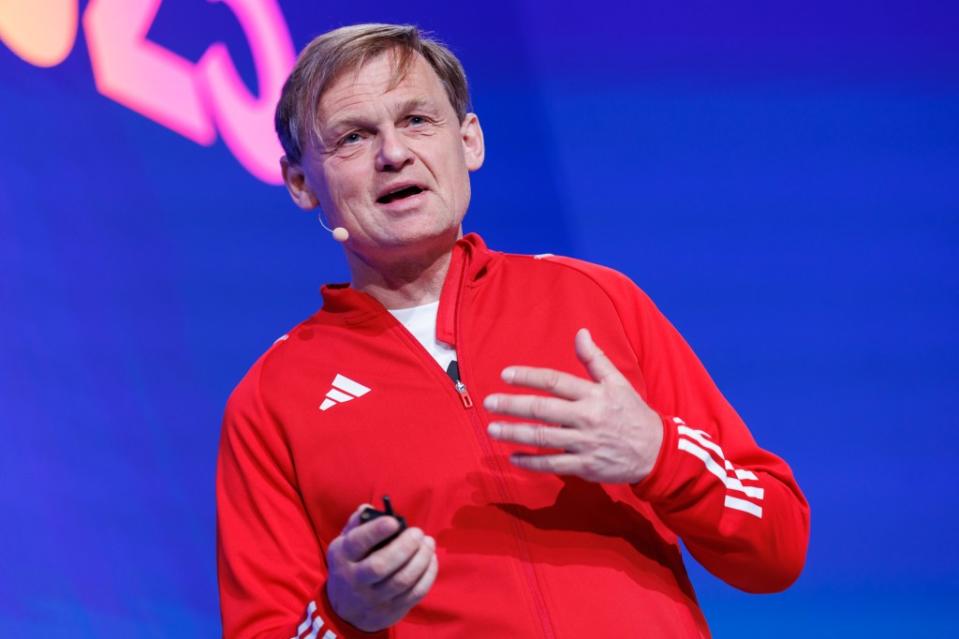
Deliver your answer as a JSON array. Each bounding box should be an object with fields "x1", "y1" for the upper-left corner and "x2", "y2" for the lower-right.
[
  {"x1": 448, "y1": 320, "x2": 557, "y2": 639},
  {"x1": 376, "y1": 251, "x2": 556, "y2": 638}
]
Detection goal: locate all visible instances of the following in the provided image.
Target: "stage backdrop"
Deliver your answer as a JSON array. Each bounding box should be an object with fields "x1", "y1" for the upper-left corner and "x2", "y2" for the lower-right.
[{"x1": 1, "y1": 1, "x2": 956, "y2": 637}]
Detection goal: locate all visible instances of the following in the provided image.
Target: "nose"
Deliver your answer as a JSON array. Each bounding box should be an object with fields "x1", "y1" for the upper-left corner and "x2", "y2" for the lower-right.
[{"x1": 375, "y1": 127, "x2": 414, "y2": 172}]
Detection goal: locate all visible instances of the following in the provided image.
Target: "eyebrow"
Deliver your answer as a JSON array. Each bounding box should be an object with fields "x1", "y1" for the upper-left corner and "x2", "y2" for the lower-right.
[
  {"x1": 394, "y1": 97, "x2": 432, "y2": 115},
  {"x1": 324, "y1": 97, "x2": 437, "y2": 134}
]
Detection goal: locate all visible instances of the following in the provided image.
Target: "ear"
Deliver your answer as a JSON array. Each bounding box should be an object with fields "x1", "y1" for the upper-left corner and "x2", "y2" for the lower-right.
[
  {"x1": 460, "y1": 113, "x2": 485, "y2": 171},
  {"x1": 280, "y1": 156, "x2": 319, "y2": 210}
]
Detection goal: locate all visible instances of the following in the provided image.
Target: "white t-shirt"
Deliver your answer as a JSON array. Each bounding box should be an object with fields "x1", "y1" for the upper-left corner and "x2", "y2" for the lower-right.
[{"x1": 387, "y1": 301, "x2": 457, "y2": 373}]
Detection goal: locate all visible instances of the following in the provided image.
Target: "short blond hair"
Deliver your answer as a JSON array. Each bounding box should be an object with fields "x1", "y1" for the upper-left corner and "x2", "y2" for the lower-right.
[{"x1": 275, "y1": 23, "x2": 471, "y2": 164}]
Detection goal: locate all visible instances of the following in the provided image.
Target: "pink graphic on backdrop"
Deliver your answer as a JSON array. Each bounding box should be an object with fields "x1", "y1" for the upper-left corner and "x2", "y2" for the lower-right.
[
  {"x1": 196, "y1": 0, "x2": 295, "y2": 184},
  {"x1": 83, "y1": 0, "x2": 216, "y2": 146},
  {"x1": 81, "y1": 0, "x2": 295, "y2": 183}
]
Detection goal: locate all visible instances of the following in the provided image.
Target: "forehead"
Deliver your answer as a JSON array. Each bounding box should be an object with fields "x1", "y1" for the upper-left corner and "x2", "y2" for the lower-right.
[{"x1": 317, "y1": 51, "x2": 448, "y2": 124}]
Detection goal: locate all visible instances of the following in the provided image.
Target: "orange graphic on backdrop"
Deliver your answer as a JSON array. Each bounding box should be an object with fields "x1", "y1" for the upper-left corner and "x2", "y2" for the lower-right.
[
  {"x1": 1, "y1": 0, "x2": 295, "y2": 185},
  {"x1": 0, "y1": 0, "x2": 79, "y2": 67}
]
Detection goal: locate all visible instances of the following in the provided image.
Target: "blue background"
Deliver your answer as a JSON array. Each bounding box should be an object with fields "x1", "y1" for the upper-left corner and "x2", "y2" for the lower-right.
[{"x1": 1, "y1": 1, "x2": 957, "y2": 636}]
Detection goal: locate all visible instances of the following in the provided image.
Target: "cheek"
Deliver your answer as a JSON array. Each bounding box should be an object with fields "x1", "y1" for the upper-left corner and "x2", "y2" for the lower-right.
[
  {"x1": 448, "y1": 156, "x2": 471, "y2": 197},
  {"x1": 324, "y1": 164, "x2": 368, "y2": 206},
  {"x1": 436, "y1": 140, "x2": 468, "y2": 187}
]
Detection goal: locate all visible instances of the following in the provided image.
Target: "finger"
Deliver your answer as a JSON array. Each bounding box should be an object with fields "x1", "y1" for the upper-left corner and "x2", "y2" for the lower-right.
[
  {"x1": 575, "y1": 328, "x2": 623, "y2": 384},
  {"x1": 340, "y1": 515, "x2": 403, "y2": 563},
  {"x1": 342, "y1": 503, "x2": 374, "y2": 533},
  {"x1": 487, "y1": 422, "x2": 584, "y2": 451},
  {"x1": 483, "y1": 393, "x2": 579, "y2": 426},
  {"x1": 393, "y1": 551, "x2": 439, "y2": 606},
  {"x1": 510, "y1": 452, "x2": 583, "y2": 476},
  {"x1": 372, "y1": 535, "x2": 436, "y2": 598},
  {"x1": 353, "y1": 527, "x2": 424, "y2": 585},
  {"x1": 327, "y1": 503, "x2": 376, "y2": 561},
  {"x1": 500, "y1": 366, "x2": 594, "y2": 400}
]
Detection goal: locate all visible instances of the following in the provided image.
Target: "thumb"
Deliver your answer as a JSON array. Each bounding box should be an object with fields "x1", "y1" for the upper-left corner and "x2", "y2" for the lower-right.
[
  {"x1": 342, "y1": 503, "x2": 373, "y2": 533},
  {"x1": 575, "y1": 328, "x2": 621, "y2": 383}
]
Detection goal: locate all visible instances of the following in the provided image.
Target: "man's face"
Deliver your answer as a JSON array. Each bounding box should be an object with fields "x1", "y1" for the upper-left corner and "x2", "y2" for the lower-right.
[{"x1": 286, "y1": 50, "x2": 484, "y2": 263}]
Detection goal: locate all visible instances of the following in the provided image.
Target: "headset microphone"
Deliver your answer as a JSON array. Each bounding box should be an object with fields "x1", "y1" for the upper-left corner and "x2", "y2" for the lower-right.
[{"x1": 317, "y1": 212, "x2": 350, "y2": 242}]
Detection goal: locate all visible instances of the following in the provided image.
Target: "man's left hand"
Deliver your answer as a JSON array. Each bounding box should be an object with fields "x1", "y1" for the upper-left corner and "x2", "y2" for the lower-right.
[{"x1": 483, "y1": 328, "x2": 663, "y2": 484}]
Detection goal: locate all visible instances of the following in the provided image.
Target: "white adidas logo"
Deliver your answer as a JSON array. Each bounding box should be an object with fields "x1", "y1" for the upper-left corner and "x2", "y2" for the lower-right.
[{"x1": 319, "y1": 374, "x2": 371, "y2": 411}]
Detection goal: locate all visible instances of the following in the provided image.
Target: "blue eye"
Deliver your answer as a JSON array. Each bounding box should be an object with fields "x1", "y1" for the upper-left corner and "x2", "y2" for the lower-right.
[
  {"x1": 340, "y1": 132, "x2": 362, "y2": 145},
  {"x1": 409, "y1": 115, "x2": 427, "y2": 126}
]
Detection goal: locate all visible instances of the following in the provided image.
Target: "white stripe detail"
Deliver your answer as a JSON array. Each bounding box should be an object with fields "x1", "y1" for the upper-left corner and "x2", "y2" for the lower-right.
[
  {"x1": 678, "y1": 437, "x2": 728, "y2": 484},
  {"x1": 674, "y1": 417, "x2": 765, "y2": 518},
  {"x1": 677, "y1": 438, "x2": 765, "y2": 499},
  {"x1": 735, "y1": 468, "x2": 759, "y2": 481},
  {"x1": 293, "y1": 601, "x2": 317, "y2": 639},
  {"x1": 533, "y1": 253, "x2": 554, "y2": 259},
  {"x1": 326, "y1": 388, "x2": 353, "y2": 403},
  {"x1": 332, "y1": 374, "x2": 370, "y2": 397},
  {"x1": 725, "y1": 495, "x2": 763, "y2": 518},
  {"x1": 727, "y1": 459, "x2": 760, "y2": 482},
  {"x1": 305, "y1": 616, "x2": 324, "y2": 639},
  {"x1": 319, "y1": 398, "x2": 337, "y2": 411},
  {"x1": 677, "y1": 425, "x2": 726, "y2": 461},
  {"x1": 322, "y1": 631, "x2": 337, "y2": 639}
]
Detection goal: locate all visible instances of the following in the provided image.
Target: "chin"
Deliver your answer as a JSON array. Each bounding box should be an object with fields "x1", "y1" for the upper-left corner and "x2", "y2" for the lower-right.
[
  {"x1": 367, "y1": 224, "x2": 460, "y2": 257},
  {"x1": 389, "y1": 219, "x2": 460, "y2": 243}
]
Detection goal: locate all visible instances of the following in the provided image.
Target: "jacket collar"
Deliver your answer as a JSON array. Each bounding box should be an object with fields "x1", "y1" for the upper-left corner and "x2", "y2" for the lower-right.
[{"x1": 319, "y1": 233, "x2": 497, "y2": 343}]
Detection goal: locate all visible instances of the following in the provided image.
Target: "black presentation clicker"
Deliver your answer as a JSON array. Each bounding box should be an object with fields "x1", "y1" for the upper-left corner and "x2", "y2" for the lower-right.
[{"x1": 360, "y1": 496, "x2": 407, "y2": 555}]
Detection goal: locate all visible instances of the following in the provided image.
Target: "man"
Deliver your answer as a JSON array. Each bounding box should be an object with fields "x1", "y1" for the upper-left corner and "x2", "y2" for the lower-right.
[{"x1": 217, "y1": 23, "x2": 809, "y2": 639}]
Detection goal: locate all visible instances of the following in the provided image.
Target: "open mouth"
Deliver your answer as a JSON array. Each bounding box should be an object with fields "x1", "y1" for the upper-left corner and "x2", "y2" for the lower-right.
[{"x1": 377, "y1": 185, "x2": 424, "y2": 204}]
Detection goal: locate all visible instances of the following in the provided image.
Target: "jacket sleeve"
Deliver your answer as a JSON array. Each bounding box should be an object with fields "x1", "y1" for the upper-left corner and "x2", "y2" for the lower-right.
[
  {"x1": 604, "y1": 274, "x2": 810, "y2": 593},
  {"x1": 217, "y1": 358, "x2": 388, "y2": 639}
]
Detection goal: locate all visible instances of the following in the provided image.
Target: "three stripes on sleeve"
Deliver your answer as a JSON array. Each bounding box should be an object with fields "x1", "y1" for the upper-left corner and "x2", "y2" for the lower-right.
[
  {"x1": 292, "y1": 601, "x2": 336, "y2": 639},
  {"x1": 673, "y1": 416, "x2": 765, "y2": 519}
]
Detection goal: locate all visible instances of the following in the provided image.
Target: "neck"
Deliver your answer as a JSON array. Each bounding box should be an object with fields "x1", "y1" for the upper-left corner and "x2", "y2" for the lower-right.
[{"x1": 345, "y1": 236, "x2": 459, "y2": 309}]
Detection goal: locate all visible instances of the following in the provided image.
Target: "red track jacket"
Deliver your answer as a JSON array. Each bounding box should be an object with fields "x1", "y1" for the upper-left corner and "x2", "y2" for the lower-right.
[{"x1": 217, "y1": 233, "x2": 810, "y2": 638}]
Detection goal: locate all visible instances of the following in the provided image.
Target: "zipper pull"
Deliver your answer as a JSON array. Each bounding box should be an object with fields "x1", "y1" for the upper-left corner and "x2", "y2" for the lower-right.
[
  {"x1": 447, "y1": 360, "x2": 474, "y2": 408},
  {"x1": 455, "y1": 380, "x2": 474, "y2": 408}
]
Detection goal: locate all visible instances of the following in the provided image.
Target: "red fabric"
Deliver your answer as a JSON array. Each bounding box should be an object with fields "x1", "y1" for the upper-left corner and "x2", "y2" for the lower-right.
[{"x1": 217, "y1": 233, "x2": 810, "y2": 638}]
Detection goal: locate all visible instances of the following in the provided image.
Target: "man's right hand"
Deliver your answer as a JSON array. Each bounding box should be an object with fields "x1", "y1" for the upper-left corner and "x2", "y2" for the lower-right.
[{"x1": 326, "y1": 504, "x2": 439, "y2": 632}]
